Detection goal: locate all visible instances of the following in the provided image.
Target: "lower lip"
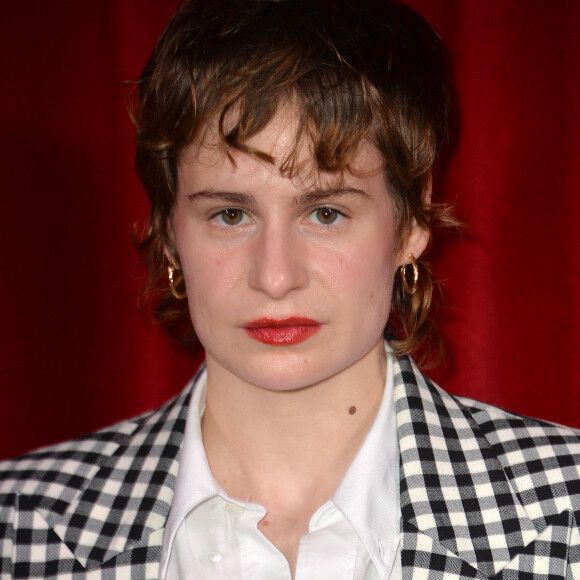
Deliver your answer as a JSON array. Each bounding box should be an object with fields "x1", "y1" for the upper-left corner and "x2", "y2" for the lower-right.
[{"x1": 244, "y1": 321, "x2": 321, "y2": 345}]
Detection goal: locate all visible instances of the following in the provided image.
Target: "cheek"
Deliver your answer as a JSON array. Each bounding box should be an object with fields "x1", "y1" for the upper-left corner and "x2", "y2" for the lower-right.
[
  {"x1": 346, "y1": 239, "x2": 397, "y2": 320},
  {"x1": 180, "y1": 246, "x2": 243, "y2": 320},
  {"x1": 332, "y1": 238, "x2": 396, "y2": 290},
  {"x1": 315, "y1": 239, "x2": 396, "y2": 326}
]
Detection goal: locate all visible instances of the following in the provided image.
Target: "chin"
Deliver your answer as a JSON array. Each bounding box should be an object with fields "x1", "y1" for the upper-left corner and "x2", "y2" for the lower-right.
[
  {"x1": 240, "y1": 349, "x2": 363, "y2": 392},
  {"x1": 246, "y1": 356, "x2": 324, "y2": 391}
]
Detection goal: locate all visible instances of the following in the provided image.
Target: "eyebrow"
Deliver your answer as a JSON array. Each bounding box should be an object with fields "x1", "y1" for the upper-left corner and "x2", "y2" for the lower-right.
[
  {"x1": 291, "y1": 187, "x2": 370, "y2": 207},
  {"x1": 187, "y1": 187, "x2": 368, "y2": 206},
  {"x1": 187, "y1": 190, "x2": 258, "y2": 205}
]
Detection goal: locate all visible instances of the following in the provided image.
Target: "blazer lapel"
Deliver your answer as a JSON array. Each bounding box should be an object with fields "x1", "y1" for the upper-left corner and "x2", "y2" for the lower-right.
[
  {"x1": 393, "y1": 355, "x2": 573, "y2": 579},
  {"x1": 13, "y1": 377, "x2": 195, "y2": 574}
]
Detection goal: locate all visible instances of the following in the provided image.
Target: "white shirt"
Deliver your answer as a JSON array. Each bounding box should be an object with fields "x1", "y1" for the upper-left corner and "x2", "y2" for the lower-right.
[{"x1": 160, "y1": 349, "x2": 400, "y2": 579}]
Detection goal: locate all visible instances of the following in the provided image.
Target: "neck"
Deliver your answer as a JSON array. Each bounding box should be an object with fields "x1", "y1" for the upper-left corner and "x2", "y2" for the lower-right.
[{"x1": 201, "y1": 341, "x2": 387, "y2": 507}]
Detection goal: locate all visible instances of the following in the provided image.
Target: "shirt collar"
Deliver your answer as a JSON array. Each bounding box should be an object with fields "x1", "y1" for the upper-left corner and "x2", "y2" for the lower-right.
[
  {"x1": 161, "y1": 343, "x2": 399, "y2": 577},
  {"x1": 161, "y1": 368, "x2": 218, "y2": 572}
]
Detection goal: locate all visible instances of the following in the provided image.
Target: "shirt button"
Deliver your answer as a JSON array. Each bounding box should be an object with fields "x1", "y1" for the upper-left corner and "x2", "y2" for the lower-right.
[{"x1": 208, "y1": 550, "x2": 223, "y2": 564}]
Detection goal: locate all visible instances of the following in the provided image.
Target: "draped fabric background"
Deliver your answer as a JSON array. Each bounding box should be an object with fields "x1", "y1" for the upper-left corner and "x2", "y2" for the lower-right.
[{"x1": 1, "y1": 1, "x2": 579, "y2": 460}]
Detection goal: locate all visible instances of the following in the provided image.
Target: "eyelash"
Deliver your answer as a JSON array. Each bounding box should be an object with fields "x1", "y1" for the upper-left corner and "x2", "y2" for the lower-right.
[{"x1": 210, "y1": 206, "x2": 347, "y2": 228}]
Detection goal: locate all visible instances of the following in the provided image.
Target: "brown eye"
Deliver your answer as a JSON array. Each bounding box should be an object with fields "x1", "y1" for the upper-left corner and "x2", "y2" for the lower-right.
[
  {"x1": 313, "y1": 207, "x2": 341, "y2": 225},
  {"x1": 218, "y1": 208, "x2": 247, "y2": 226}
]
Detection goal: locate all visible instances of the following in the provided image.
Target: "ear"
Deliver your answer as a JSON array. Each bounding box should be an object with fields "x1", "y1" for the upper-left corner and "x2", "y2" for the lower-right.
[
  {"x1": 164, "y1": 245, "x2": 177, "y2": 266},
  {"x1": 163, "y1": 217, "x2": 181, "y2": 267},
  {"x1": 399, "y1": 221, "x2": 430, "y2": 266},
  {"x1": 398, "y1": 176, "x2": 432, "y2": 266}
]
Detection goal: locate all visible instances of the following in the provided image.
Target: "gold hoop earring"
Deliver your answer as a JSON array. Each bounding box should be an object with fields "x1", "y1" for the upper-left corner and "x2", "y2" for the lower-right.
[
  {"x1": 168, "y1": 264, "x2": 187, "y2": 300},
  {"x1": 400, "y1": 253, "x2": 419, "y2": 295}
]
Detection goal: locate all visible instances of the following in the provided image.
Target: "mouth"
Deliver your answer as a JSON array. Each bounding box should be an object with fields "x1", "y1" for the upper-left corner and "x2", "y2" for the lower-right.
[{"x1": 243, "y1": 317, "x2": 322, "y2": 345}]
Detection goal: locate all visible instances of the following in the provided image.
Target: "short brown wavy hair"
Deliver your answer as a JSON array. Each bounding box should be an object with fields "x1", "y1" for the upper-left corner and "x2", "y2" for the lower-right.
[{"x1": 133, "y1": 0, "x2": 456, "y2": 364}]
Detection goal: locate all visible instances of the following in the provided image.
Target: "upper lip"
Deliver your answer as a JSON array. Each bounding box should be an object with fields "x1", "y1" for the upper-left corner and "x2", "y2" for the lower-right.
[{"x1": 244, "y1": 317, "x2": 320, "y2": 329}]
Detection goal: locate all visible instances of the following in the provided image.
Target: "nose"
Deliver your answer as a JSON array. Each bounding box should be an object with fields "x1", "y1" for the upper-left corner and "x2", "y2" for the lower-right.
[{"x1": 248, "y1": 225, "x2": 308, "y2": 299}]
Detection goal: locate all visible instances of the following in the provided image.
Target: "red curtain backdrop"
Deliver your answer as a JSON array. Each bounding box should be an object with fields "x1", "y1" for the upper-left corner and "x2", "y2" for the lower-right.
[{"x1": 1, "y1": 1, "x2": 579, "y2": 460}]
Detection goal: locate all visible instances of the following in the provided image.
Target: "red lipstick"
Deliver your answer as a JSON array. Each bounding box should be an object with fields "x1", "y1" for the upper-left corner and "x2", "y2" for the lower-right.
[{"x1": 244, "y1": 317, "x2": 321, "y2": 345}]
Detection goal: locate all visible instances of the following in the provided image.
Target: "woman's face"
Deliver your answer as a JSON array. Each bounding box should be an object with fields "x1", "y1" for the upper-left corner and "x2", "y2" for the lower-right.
[{"x1": 172, "y1": 110, "x2": 428, "y2": 392}]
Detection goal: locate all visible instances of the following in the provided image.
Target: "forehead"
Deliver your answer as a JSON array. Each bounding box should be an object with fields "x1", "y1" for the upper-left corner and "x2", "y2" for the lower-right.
[{"x1": 179, "y1": 107, "x2": 385, "y2": 190}]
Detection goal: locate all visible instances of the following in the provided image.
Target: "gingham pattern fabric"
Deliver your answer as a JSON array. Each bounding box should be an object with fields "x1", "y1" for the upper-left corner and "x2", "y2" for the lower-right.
[
  {"x1": 1, "y1": 359, "x2": 579, "y2": 579},
  {"x1": 395, "y1": 356, "x2": 580, "y2": 579},
  {"x1": 0, "y1": 367, "x2": 197, "y2": 580}
]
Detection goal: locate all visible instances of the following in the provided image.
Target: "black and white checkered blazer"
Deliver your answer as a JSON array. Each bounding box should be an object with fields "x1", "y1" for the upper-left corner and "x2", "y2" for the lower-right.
[{"x1": 1, "y1": 356, "x2": 580, "y2": 579}]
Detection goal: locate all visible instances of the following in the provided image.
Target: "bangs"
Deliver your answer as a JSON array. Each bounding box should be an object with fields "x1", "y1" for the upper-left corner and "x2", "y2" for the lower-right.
[{"x1": 189, "y1": 38, "x2": 382, "y2": 186}]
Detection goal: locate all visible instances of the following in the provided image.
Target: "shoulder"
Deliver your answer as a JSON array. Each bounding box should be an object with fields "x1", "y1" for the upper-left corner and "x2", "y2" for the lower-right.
[
  {"x1": 402, "y1": 354, "x2": 580, "y2": 520},
  {"x1": 0, "y1": 375, "x2": 196, "y2": 524},
  {"x1": 453, "y1": 394, "x2": 580, "y2": 535},
  {"x1": 0, "y1": 409, "x2": 150, "y2": 509},
  {"x1": 396, "y1": 352, "x2": 580, "y2": 457},
  {"x1": 453, "y1": 393, "x2": 580, "y2": 477},
  {"x1": 0, "y1": 375, "x2": 197, "y2": 576}
]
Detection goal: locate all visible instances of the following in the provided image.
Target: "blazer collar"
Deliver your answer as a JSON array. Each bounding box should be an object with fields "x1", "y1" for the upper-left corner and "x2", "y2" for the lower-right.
[
  {"x1": 15, "y1": 358, "x2": 576, "y2": 577},
  {"x1": 393, "y1": 355, "x2": 573, "y2": 578}
]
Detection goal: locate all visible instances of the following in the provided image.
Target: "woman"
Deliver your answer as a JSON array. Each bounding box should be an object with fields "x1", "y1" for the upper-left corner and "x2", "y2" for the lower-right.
[{"x1": 1, "y1": 1, "x2": 579, "y2": 578}]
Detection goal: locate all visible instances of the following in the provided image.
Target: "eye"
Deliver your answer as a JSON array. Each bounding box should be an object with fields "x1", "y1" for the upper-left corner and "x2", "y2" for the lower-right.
[
  {"x1": 308, "y1": 207, "x2": 344, "y2": 225},
  {"x1": 213, "y1": 208, "x2": 250, "y2": 226}
]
